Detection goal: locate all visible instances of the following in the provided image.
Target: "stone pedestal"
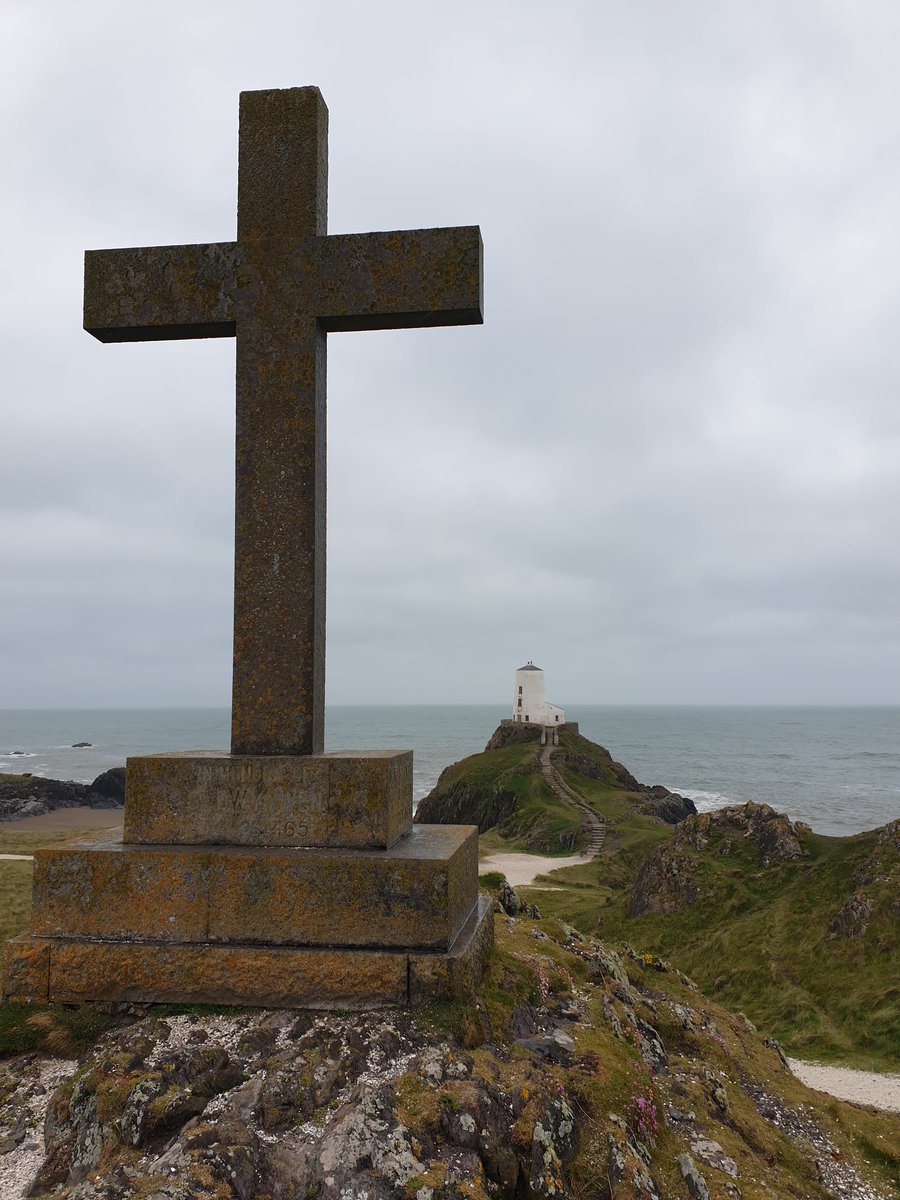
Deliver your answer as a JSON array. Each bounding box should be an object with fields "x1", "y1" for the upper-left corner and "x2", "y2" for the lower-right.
[{"x1": 4, "y1": 750, "x2": 492, "y2": 1009}]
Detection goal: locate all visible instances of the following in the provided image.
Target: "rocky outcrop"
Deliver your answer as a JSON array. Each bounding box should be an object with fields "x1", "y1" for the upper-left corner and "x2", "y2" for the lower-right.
[
  {"x1": 1, "y1": 918, "x2": 893, "y2": 1200},
  {"x1": 630, "y1": 851, "x2": 700, "y2": 916},
  {"x1": 0, "y1": 768, "x2": 125, "y2": 821},
  {"x1": 484, "y1": 722, "x2": 544, "y2": 751},
  {"x1": 628, "y1": 803, "x2": 808, "y2": 917},
  {"x1": 830, "y1": 893, "x2": 876, "y2": 938},
  {"x1": 414, "y1": 777, "x2": 519, "y2": 832},
  {"x1": 551, "y1": 746, "x2": 695, "y2": 825},
  {"x1": 416, "y1": 725, "x2": 695, "y2": 841},
  {"x1": 671, "y1": 802, "x2": 807, "y2": 867},
  {"x1": 15, "y1": 1007, "x2": 583, "y2": 1200}
]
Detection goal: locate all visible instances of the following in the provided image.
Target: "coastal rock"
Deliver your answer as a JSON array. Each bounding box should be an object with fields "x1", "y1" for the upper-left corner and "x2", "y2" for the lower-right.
[
  {"x1": 414, "y1": 777, "x2": 519, "y2": 832},
  {"x1": 416, "y1": 724, "x2": 695, "y2": 848},
  {"x1": 628, "y1": 802, "x2": 809, "y2": 916},
  {"x1": 484, "y1": 722, "x2": 544, "y2": 751},
  {"x1": 551, "y1": 746, "x2": 696, "y2": 825},
  {"x1": 2, "y1": 918, "x2": 895, "y2": 1200},
  {"x1": 673, "y1": 802, "x2": 807, "y2": 866},
  {"x1": 89, "y1": 767, "x2": 127, "y2": 804},
  {"x1": 629, "y1": 851, "x2": 699, "y2": 916},
  {"x1": 0, "y1": 767, "x2": 125, "y2": 821}
]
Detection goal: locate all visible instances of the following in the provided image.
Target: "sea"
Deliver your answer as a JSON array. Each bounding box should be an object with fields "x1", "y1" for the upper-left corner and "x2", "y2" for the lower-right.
[{"x1": 0, "y1": 705, "x2": 897, "y2": 838}]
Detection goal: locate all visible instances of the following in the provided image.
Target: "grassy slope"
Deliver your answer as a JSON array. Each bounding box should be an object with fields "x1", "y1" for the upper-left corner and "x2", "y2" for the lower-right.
[
  {"x1": 420, "y1": 916, "x2": 900, "y2": 1198},
  {"x1": 521, "y1": 816, "x2": 899, "y2": 1070}
]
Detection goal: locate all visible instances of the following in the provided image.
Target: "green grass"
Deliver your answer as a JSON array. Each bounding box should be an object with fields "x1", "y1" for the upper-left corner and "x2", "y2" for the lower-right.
[
  {"x1": 0, "y1": 1002, "x2": 116, "y2": 1057},
  {"x1": 0, "y1": 825, "x2": 99, "y2": 856}
]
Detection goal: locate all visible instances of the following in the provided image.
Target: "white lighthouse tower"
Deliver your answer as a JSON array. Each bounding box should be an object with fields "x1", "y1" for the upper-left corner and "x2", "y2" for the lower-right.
[{"x1": 512, "y1": 662, "x2": 565, "y2": 725}]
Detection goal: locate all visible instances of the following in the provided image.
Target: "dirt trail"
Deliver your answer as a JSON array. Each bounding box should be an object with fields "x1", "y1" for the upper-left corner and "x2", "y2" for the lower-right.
[{"x1": 479, "y1": 734, "x2": 606, "y2": 887}]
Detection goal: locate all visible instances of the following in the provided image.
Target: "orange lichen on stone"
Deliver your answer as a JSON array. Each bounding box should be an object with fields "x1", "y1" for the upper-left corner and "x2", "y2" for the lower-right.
[
  {"x1": 124, "y1": 749, "x2": 413, "y2": 848},
  {"x1": 28, "y1": 826, "x2": 477, "y2": 951}
]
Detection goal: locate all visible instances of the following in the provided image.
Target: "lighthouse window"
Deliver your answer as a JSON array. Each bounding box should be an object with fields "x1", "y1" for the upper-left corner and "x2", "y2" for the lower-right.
[
  {"x1": 517, "y1": 698, "x2": 522, "y2": 708},
  {"x1": 518, "y1": 686, "x2": 522, "y2": 694}
]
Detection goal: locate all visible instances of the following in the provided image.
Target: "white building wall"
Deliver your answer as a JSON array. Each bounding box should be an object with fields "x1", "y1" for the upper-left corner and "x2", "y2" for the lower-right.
[{"x1": 512, "y1": 664, "x2": 565, "y2": 725}]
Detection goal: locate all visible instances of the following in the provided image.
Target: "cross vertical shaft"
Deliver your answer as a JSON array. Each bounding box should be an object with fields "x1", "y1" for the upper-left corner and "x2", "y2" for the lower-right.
[{"x1": 232, "y1": 88, "x2": 329, "y2": 755}]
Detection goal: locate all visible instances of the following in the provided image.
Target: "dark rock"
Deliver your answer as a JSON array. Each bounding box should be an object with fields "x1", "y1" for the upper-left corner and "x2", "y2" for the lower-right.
[
  {"x1": 120, "y1": 1077, "x2": 168, "y2": 1147},
  {"x1": 90, "y1": 767, "x2": 126, "y2": 803},
  {"x1": 415, "y1": 776, "x2": 520, "y2": 831},
  {"x1": 629, "y1": 850, "x2": 699, "y2": 916},
  {"x1": 497, "y1": 880, "x2": 523, "y2": 916},
  {"x1": 678, "y1": 1152, "x2": 711, "y2": 1200},
  {"x1": 0, "y1": 767, "x2": 126, "y2": 820},
  {"x1": 484, "y1": 722, "x2": 544, "y2": 750},
  {"x1": 515, "y1": 1029, "x2": 575, "y2": 1065},
  {"x1": 72, "y1": 741, "x2": 92, "y2": 748},
  {"x1": 506, "y1": 1002, "x2": 539, "y2": 1040}
]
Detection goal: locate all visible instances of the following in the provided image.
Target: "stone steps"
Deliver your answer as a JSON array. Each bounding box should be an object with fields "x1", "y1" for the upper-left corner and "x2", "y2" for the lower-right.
[{"x1": 540, "y1": 741, "x2": 606, "y2": 860}]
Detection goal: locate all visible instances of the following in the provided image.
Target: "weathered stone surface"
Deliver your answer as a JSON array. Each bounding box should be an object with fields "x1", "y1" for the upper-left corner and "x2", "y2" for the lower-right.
[
  {"x1": 2, "y1": 935, "x2": 49, "y2": 1002},
  {"x1": 30, "y1": 825, "x2": 477, "y2": 950},
  {"x1": 84, "y1": 86, "x2": 483, "y2": 756},
  {"x1": 44, "y1": 939, "x2": 408, "y2": 1007},
  {"x1": 4, "y1": 894, "x2": 492, "y2": 1008},
  {"x1": 408, "y1": 896, "x2": 495, "y2": 1001},
  {"x1": 124, "y1": 749, "x2": 412, "y2": 848}
]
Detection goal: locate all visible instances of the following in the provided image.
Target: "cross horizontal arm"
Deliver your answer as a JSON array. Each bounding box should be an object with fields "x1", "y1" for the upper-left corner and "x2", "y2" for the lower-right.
[
  {"x1": 313, "y1": 226, "x2": 483, "y2": 332},
  {"x1": 84, "y1": 242, "x2": 238, "y2": 343}
]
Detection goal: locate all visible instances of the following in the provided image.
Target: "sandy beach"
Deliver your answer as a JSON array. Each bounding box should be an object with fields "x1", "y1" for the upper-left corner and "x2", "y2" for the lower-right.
[
  {"x1": 479, "y1": 850, "x2": 592, "y2": 887},
  {"x1": 788, "y1": 1059, "x2": 900, "y2": 1114},
  {"x1": 2, "y1": 806, "x2": 123, "y2": 832}
]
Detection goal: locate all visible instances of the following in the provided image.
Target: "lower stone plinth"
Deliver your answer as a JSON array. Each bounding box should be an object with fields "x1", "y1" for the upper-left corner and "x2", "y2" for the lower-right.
[{"x1": 3, "y1": 897, "x2": 494, "y2": 1009}]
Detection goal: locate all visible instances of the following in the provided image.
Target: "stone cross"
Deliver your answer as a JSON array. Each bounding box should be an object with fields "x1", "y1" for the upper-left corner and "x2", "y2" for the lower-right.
[{"x1": 84, "y1": 87, "x2": 483, "y2": 756}]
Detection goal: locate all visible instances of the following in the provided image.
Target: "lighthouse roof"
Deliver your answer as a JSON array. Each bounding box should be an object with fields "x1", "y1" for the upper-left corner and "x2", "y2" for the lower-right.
[{"x1": 517, "y1": 662, "x2": 541, "y2": 671}]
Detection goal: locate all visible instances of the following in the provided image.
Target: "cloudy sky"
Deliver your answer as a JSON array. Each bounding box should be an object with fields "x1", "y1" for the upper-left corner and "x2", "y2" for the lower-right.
[{"x1": 2, "y1": 0, "x2": 899, "y2": 708}]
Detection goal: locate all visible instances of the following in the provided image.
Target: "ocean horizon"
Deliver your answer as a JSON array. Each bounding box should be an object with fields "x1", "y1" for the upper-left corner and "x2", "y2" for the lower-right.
[{"x1": 1, "y1": 703, "x2": 897, "y2": 838}]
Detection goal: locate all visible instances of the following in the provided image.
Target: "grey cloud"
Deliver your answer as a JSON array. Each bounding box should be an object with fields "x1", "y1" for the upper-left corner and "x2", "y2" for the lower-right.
[{"x1": 1, "y1": 0, "x2": 898, "y2": 709}]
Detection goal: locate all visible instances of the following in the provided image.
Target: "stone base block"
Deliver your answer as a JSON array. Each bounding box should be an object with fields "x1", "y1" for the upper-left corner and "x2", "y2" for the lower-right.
[
  {"x1": 3, "y1": 897, "x2": 494, "y2": 1009},
  {"x1": 30, "y1": 825, "x2": 477, "y2": 951},
  {"x1": 124, "y1": 749, "x2": 412, "y2": 849}
]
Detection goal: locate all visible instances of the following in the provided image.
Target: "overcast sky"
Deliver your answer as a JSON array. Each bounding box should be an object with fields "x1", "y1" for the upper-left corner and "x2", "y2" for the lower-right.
[{"x1": 2, "y1": 0, "x2": 899, "y2": 708}]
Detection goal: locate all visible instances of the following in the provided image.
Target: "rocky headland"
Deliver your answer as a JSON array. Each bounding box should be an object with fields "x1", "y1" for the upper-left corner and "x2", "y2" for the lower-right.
[
  {"x1": 0, "y1": 769, "x2": 125, "y2": 822},
  {"x1": 415, "y1": 723, "x2": 695, "y2": 853}
]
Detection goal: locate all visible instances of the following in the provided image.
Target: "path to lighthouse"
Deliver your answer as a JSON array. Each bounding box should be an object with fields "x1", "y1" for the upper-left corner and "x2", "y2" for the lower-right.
[{"x1": 479, "y1": 735, "x2": 606, "y2": 887}]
